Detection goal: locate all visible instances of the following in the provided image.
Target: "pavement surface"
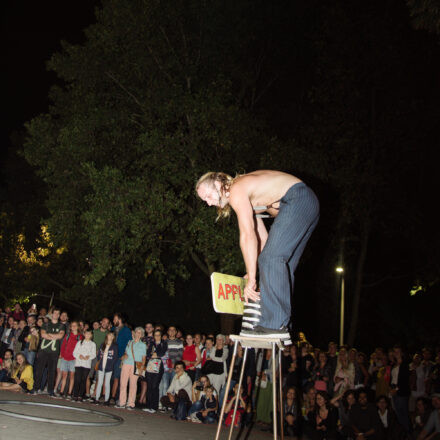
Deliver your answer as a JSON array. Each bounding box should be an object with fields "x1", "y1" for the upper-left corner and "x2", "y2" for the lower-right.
[{"x1": 0, "y1": 390, "x2": 273, "y2": 440}]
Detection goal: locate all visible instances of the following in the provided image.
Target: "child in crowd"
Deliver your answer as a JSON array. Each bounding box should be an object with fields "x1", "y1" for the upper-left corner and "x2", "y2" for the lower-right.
[
  {"x1": 94, "y1": 332, "x2": 118, "y2": 405},
  {"x1": 72, "y1": 329, "x2": 96, "y2": 401}
]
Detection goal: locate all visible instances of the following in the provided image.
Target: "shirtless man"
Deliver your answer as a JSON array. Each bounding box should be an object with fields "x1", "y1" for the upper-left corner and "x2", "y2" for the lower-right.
[{"x1": 196, "y1": 170, "x2": 319, "y2": 342}]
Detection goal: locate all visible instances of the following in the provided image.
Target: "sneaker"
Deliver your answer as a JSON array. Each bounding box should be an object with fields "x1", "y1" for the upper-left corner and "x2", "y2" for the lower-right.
[
  {"x1": 53, "y1": 392, "x2": 63, "y2": 399},
  {"x1": 126, "y1": 406, "x2": 135, "y2": 411},
  {"x1": 240, "y1": 325, "x2": 292, "y2": 344},
  {"x1": 65, "y1": 394, "x2": 72, "y2": 400},
  {"x1": 159, "y1": 407, "x2": 167, "y2": 413},
  {"x1": 48, "y1": 393, "x2": 56, "y2": 398},
  {"x1": 240, "y1": 299, "x2": 262, "y2": 334},
  {"x1": 115, "y1": 404, "x2": 125, "y2": 409},
  {"x1": 109, "y1": 398, "x2": 116, "y2": 406}
]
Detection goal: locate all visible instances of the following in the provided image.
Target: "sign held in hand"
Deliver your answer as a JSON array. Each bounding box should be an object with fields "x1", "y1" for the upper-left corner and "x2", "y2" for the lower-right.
[{"x1": 210, "y1": 272, "x2": 245, "y2": 315}]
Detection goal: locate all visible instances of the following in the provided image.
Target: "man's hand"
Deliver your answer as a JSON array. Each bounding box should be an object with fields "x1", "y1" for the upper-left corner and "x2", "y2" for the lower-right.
[
  {"x1": 168, "y1": 393, "x2": 175, "y2": 403},
  {"x1": 244, "y1": 278, "x2": 260, "y2": 303}
]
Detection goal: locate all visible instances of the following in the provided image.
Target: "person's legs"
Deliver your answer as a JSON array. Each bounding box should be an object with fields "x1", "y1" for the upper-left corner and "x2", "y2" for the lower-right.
[
  {"x1": 392, "y1": 395, "x2": 410, "y2": 432},
  {"x1": 127, "y1": 368, "x2": 139, "y2": 407},
  {"x1": 159, "y1": 371, "x2": 171, "y2": 406},
  {"x1": 32, "y1": 351, "x2": 46, "y2": 391},
  {"x1": 79, "y1": 368, "x2": 90, "y2": 398},
  {"x1": 119, "y1": 363, "x2": 132, "y2": 406},
  {"x1": 139, "y1": 378, "x2": 147, "y2": 404},
  {"x1": 46, "y1": 352, "x2": 59, "y2": 394},
  {"x1": 73, "y1": 367, "x2": 82, "y2": 398},
  {"x1": 111, "y1": 359, "x2": 121, "y2": 402},
  {"x1": 189, "y1": 400, "x2": 204, "y2": 416},
  {"x1": 95, "y1": 370, "x2": 104, "y2": 400},
  {"x1": 60, "y1": 370, "x2": 68, "y2": 394},
  {"x1": 104, "y1": 372, "x2": 113, "y2": 402},
  {"x1": 258, "y1": 184, "x2": 319, "y2": 329},
  {"x1": 150, "y1": 371, "x2": 163, "y2": 410}
]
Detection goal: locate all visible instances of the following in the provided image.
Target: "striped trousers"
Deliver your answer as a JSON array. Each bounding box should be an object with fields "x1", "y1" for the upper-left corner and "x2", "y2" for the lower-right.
[{"x1": 258, "y1": 182, "x2": 319, "y2": 329}]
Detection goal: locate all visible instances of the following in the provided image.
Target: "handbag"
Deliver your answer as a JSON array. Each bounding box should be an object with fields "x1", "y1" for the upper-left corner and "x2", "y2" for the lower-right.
[
  {"x1": 94, "y1": 360, "x2": 101, "y2": 372},
  {"x1": 201, "y1": 360, "x2": 223, "y2": 375},
  {"x1": 131, "y1": 342, "x2": 146, "y2": 377},
  {"x1": 146, "y1": 345, "x2": 161, "y2": 374}
]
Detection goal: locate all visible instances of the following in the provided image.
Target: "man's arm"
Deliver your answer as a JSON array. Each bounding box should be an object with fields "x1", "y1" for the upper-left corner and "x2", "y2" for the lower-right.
[
  {"x1": 52, "y1": 330, "x2": 65, "y2": 340},
  {"x1": 229, "y1": 187, "x2": 259, "y2": 302},
  {"x1": 256, "y1": 217, "x2": 268, "y2": 254}
]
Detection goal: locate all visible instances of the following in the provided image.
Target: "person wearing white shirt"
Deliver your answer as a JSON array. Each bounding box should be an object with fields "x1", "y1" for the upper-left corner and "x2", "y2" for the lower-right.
[
  {"x1": 73, "y1": 329, "x2": 96, "y2": 401},
  {"x1": 161, "y1": 361, "x2": 192, "y2": 411}
]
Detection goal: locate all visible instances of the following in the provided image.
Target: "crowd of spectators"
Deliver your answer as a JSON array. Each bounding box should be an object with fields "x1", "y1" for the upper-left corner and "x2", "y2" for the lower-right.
[{"x1": 1, "y1": 303, "x2": 440, "y2": 439}]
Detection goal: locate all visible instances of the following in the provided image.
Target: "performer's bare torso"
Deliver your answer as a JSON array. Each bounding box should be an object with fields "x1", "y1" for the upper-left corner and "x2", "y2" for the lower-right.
[{"x1": 231, "y1": 170, "x2": 302, "y2": 217}]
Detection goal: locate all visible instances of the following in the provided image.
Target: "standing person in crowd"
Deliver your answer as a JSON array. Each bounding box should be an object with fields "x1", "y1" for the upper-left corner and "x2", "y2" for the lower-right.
[
  {"x1": 333, "y1": 347, "x2": 355, "y2": 398},
  {"x1": 0, "y1": 352, "x2": 33, "y2": 393},
  {"x1": 182, "y1": 333, "x2": 201, "y2": 383},
  {"x1": 144, "y1": 329, "x2": 167, "y2": 413},
  {"x1": 24, "y1": 325, "x2": 39, "y2": 365},
  {"x1": 0, "y1": 316, "x2": 16, "y2": 358},
  {"x1": 32, "y1": 307, "x2": 65, "y2": 397},
  {"x1": 72, "y1": 329, "x2": 96, "y2": 401},
  {"x1": 10, "y1": 304, "x2": 25, "y2": 322},
  {"x1": 312, "y1": 351, "x2": 331, "y2": 392},
  {"x1": 416, "y1": 394, "x2": 440, "y2": 440},
  {"x1": 349, "y1": 389, "x2": 383, "y2": 440},
  {"x1": 304, "y1": 390, "x2": 339, "y2": 440},
  {"x1": 412, "y1": 353, "x2": 429, "y2": 409},
  {"x1": 86, "y1": 317, "x2": 109, "y2": 400},
  {"x1": 94, "y1": 332, "x2": 118, "y2": 405},
  {"x1": 117, "y1": 327, "x2": 146, "y2": 410},
  {"x1": 376, "y1": 353, "x2": 392, "y2": 398},
  {"x1": 58, "y1": 321, "x2": 83, "y2": 398},
  {"x1": 299, "y1": 342, "x2": 315, "y2": 389},
  {"x1": 194, "y1": 333, "x2": 204, "y2": 381},
  {"x1": 390, "y1": 345, "x2": 410, "y2": 432},
  {"x1": 284, "y1": 344, "x2": 301, "y2": 389},
  {"x1": 144, "y1": 323, "x2": 154, "y2": 348},
  {"x1": 109, "y1": 313, "x2": 132, "y2": 405},
  {"x1": 158, "y1": 325, "x2": 184, "y2": 411},
  {"x1": 206, "y1": 334, "x2": 228, "y2": 396},
  {"x1": 27, "y1": 304, "x2": 38, "y2": 318}
]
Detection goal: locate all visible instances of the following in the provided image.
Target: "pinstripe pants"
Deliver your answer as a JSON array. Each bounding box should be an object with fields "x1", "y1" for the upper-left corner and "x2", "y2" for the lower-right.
[{"x1": 258, "y1": 183, "x2": 319, "y2": 329}]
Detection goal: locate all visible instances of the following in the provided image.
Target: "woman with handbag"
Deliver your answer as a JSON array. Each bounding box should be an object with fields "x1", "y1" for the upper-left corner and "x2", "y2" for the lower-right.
[
  {"x1": 312, "y1": 351, "x2": 331, "y2": 392},
  {"x1": 94, "y1": 332, "x2": 118, "y2": 405},
  {"x1": 117, "y1": 326, "x2": 146, "y2": 410},
  {"x1": 143, "y1": 329, "x2": 168, "y2": 413}
]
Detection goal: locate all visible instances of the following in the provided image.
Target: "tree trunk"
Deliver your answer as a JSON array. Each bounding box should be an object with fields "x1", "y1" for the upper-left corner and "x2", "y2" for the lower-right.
[{"x1": 347, "y1": 217, "x2": 371, "y2": 346}]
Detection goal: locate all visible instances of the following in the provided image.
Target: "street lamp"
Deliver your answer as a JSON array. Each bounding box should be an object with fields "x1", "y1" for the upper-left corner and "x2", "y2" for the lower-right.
[{"x1": 335, "y1": 267, "x2": 345, "y2": 346}]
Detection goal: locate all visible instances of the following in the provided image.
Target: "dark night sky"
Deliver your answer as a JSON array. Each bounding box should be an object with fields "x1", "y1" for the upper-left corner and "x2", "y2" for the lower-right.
[{"x1": 1, "y1": 1, "x2": 99, "y2": 149}]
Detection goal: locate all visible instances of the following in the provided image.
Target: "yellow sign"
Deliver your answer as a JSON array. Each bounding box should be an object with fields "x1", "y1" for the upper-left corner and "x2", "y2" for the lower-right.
[{"x1": 210, "y1": 272, "x2": 245, "y2": 315}]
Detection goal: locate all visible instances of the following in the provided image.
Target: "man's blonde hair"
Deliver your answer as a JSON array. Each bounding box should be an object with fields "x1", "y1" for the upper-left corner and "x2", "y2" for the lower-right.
[{"x1": 196, "y1": 172, "x2": 234, "y2": 219}]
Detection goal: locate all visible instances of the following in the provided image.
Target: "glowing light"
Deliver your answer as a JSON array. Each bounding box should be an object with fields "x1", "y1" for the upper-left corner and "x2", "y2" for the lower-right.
[{"x1": 335, "y1": 267, "x2": 344, "y2": 273}]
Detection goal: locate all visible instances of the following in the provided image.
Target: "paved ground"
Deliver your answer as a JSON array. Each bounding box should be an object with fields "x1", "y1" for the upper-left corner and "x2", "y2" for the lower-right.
[{"x1": 0, "y1": 390, "x2": 273, "y2": 440}]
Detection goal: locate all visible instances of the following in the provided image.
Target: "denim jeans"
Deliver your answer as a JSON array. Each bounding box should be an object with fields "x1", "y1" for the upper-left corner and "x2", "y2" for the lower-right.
[
  {"x1": 258, "y1": 183, "x2": 319, "y2": 328},
  {"x1": 159, "y1": 370, "x2": 175, "y2": 403}
]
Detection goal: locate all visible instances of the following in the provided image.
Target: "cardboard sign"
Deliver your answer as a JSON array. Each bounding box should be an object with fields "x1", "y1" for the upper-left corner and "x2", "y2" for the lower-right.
[{"x1": 210, "y1": 272, "x2": 245, "y2": 315}]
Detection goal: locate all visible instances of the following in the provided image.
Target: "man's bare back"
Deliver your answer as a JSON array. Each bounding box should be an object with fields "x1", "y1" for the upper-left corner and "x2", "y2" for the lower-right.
[{"x1": 230, "y1": 170, "x2": 302, "y2": 217}]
